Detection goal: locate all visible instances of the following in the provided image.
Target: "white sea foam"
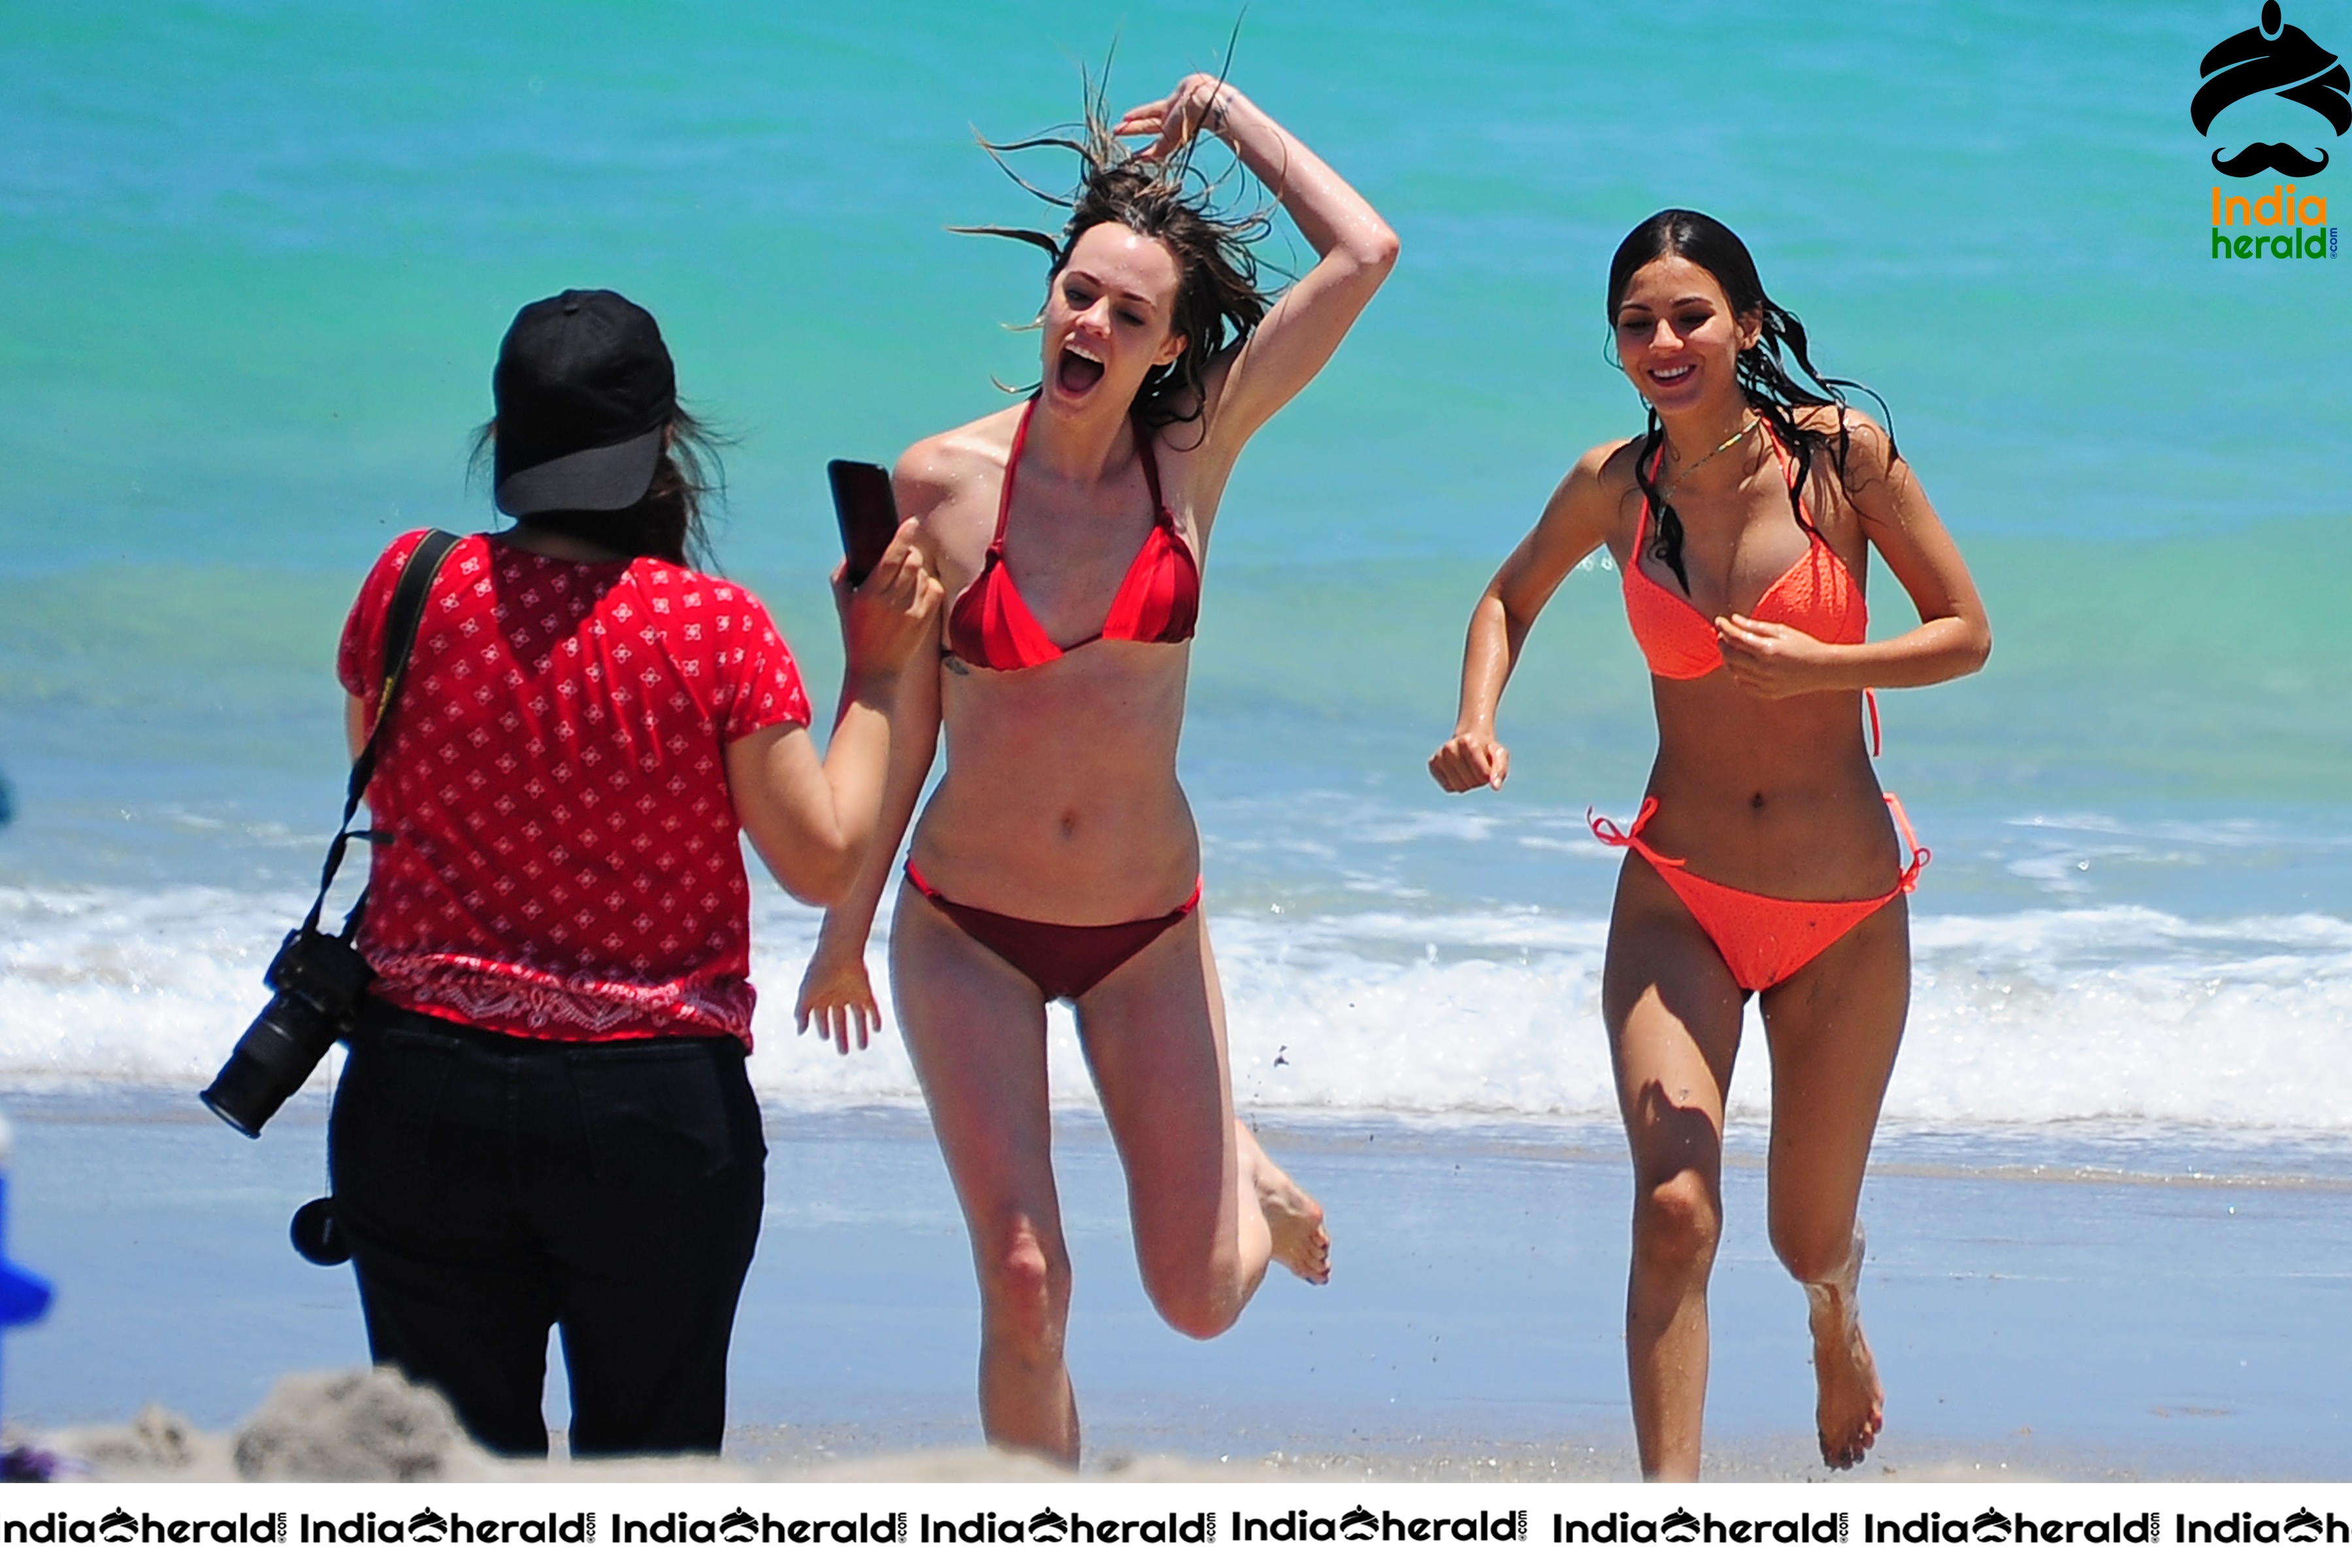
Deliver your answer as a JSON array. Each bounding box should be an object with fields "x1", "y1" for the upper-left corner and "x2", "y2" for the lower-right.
[
  {"x1": 0, "y1": 885, "x2": 291, "y2": 1085},
  {"x1": 1208, "y1": 905, "x2": 2352, "y2": 1132},
  {"x1": 7, "y1": 880, "x2": 2352, "y2": 1137}
]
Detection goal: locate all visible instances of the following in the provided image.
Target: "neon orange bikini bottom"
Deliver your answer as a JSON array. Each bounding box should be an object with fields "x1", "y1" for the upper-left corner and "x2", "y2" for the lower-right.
[{"x1": 1588, "y1": 795, "x2": 1930, "y2": 993}]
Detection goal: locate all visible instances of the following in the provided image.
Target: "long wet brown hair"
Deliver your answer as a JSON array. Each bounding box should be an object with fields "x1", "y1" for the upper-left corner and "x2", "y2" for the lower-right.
[
  {"x1": 959, "y1": 70, "x2": 1279, "y2": 431},
  {"x1": 1608, "y1": 210, "x2": 1897, "y2": 593}
]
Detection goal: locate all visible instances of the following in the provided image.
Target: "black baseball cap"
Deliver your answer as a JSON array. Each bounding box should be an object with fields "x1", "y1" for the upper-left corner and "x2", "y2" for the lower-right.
[{"x1": 492, "y1": 289, "x2": 678, "y2": 516}]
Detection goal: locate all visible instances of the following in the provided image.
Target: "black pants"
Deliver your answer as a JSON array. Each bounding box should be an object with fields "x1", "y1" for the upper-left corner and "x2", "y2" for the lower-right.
[{"x1": 328, "y1": 1002, "x2": 765, "y2": 1458}]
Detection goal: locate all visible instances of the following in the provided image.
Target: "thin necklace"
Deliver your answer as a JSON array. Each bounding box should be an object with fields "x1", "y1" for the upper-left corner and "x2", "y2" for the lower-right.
[{"x1": 1659, "y1": 415, "x2": 1760, "y2": 505}]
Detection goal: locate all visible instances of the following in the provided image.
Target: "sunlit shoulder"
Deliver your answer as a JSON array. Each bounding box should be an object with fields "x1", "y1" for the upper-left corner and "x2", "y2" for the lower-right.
[{"x1": 892, "y1": 406, "x2": 1025, "y2": 540}]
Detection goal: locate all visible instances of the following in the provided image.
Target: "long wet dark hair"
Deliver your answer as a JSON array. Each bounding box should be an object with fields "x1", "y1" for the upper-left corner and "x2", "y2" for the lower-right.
[
  {"x1": 958, "y1": 69, "x2": 1277, "y2": 431},
  {"x1": 1608, "y1": 210, "x2": 1895, "y2": 593},
  {"x1": 470, "y1": 406, "x2": 726, "y2": 569}
]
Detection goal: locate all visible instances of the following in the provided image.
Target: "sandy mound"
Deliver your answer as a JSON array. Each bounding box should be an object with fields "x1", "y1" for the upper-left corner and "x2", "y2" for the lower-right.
[
  {"x1": 33, "y1": 1367, "x2": 1261, "y2": 1482},
  {"x1": 46, "y1": 1370, "x2": 506, "y2": 1483}
]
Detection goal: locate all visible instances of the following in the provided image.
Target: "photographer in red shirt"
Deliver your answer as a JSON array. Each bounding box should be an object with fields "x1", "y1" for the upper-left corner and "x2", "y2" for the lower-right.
[{"x1": 331, "y1": 289, "x2": 937, "y2": 1457}]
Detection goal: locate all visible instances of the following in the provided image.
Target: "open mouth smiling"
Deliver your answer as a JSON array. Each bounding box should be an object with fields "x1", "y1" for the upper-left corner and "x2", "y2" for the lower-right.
[{"x1": 1056, "y1": 342, "x2": 1105, "y2": 395}]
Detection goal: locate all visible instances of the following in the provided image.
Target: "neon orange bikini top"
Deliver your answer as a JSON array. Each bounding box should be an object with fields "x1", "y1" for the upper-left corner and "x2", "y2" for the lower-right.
[
  {"x1": 947, "y1": 399, "x2": 1200, "y2": 671},
  {"x1": 1622, "y1": 425, "x2": 1867, "y2": 681}
]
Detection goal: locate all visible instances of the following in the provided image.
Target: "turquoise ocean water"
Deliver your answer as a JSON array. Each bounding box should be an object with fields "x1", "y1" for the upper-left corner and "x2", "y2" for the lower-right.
[{"x1": 3, "y1": 3, "x2": 2349, "y2": 1149}]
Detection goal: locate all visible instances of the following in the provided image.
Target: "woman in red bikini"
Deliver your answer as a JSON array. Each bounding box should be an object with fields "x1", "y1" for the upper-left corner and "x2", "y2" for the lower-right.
[
  {"x1": 1430, "y1": 210, "x2": 1990, "y2": 1479},
  {"x1": 794, "y1": 73, "x2": 1396, "y2": 1463}
]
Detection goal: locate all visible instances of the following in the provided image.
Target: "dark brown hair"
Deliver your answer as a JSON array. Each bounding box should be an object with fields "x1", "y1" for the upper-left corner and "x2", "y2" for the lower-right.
[
  {"x1": 470, "y1": 404, "x2": 726, "y2": 568},
  {"x1": 1607, "y1": 209, "x2": 1896, "y2": 593},
  {"x1": 960, "y1": 79, "x2": 1277, "y2": 429}
]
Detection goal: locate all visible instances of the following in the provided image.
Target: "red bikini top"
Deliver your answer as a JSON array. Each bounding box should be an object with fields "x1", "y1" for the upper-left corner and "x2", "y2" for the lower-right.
[
  {"x1": 1622, "y1": 424, "x2": 1867, "y2": 681},
  {"x1": 946, "y1": 399, "x2": 1200, "y2": 671}
]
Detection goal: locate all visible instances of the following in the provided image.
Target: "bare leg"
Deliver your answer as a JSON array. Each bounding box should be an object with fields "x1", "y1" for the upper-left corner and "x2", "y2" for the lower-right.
[
  {"x1": 1757, "y1": 895, "x2": 1909, "y2": 1470},
  {"x1": 1075, "y1": 906, "x2": 1326, "y2": 1341},
  {"x1": 1236, "y1": 1117, "x2": 1330, "y2": 1286},
  {"x1": 890, "y1": 893, "x2": 1077, "y2": 1464},
  {"x1": 1803, "y1": 1225, "x2": 1877, "y2": 1468},
  {"x1": 1602, "y1": 855, "x2": 1748, "y2": 1481}
]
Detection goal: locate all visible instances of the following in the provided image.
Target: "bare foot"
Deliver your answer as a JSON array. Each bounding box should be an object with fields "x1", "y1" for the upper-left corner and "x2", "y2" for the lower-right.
[
  {"x1": 1805, "y1": 1225, "x2": 1883, "y2": 1469},
  {"x1": 1235, "y1": 1119, "x2": 1330, "y2": 1284}
]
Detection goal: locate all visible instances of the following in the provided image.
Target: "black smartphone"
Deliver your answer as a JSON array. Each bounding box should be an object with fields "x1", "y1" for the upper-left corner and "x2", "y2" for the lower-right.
[{"x1": 826, "y1": 459, "x2": 900, "y2": 587}]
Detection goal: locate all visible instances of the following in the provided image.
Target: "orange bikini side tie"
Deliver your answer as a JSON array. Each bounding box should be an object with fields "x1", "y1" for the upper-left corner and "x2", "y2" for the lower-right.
[{"x1": 1590, "y1": 795, "x2": 1930, "y2": 993}]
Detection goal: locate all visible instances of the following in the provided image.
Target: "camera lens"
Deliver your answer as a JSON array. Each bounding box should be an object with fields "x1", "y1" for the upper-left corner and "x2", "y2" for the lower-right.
[
  {"x1": 201, "y1": 993, "x2": 338, "y2": 1138},
  {"x1": 204, "y1": 926, "x2": 372, "y2": 1138}
]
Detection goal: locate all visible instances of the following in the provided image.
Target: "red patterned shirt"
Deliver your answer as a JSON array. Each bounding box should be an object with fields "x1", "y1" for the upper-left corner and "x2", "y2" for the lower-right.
[{"x1": 338, "y1": 530, "x2": 811, "y2": 1043}]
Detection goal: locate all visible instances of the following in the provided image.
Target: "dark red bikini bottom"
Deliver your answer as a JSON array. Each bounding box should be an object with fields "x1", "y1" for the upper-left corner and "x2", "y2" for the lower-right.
[
  {"x1": 903, "y1": 861, "x2": 1203, "y2": 1001},
  {"x1": 1588, "y1": 795, "x2": 1930, "y2": 993}
]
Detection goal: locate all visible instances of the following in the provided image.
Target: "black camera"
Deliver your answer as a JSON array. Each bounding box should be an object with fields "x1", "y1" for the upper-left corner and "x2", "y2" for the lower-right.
[
  {"x1": 204, "y1": 531, "x2": 457, "y2": 1144},
  {"x1": 200, "y1": 924, "x2": 374, "y2": 1138}
]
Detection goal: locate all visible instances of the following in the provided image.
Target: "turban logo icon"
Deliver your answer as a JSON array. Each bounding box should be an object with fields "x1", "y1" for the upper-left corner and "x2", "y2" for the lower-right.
[{"x1": 2194, "y1": 2, "x2": 2351, "y2": 176}]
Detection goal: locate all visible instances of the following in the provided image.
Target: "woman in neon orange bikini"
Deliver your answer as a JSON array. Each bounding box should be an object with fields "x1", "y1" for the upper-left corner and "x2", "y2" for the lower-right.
[
  {"x1": 1431, "y1": 210, "x2": 1990, "y2": 1480},
  {"x1": 793, "y1": 72, "x2": 1396, "y2": 1464}
]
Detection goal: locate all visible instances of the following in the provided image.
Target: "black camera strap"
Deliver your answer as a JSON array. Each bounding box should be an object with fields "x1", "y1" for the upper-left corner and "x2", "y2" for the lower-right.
[{"x1": 304, "y1": 530, "x2": 463, "y2": 939}]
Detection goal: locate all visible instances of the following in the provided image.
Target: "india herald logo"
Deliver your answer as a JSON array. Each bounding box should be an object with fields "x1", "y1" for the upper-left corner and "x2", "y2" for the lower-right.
[{"x1": 2195, "y1": 1, "x2": 2350, "y2": 176}]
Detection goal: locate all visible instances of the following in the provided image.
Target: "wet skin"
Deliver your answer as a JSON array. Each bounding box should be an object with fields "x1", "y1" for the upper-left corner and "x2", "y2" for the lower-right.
[
  {"x1": 796, "y1": 76, "x2": 1397, "y2": 1464},
  {"x1": 1432, "y1": 253, "x2": 1989, "y2": 1477}
]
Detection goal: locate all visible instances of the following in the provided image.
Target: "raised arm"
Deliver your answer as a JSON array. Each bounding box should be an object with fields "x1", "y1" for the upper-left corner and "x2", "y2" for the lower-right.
[
  {"x1": 793, "y1": 451, "x2": 954, "y2": 1051},
  {"x1": 1117, "y1": 76, "x2": 1399, "y2": 465},
  {"x1": 1712, "y1": 415, "x2": 1992, "y2": 698},
  {"x1": 1429, "y1": 444, "x2": 1623, "y2": 793},
  {"x1": 728, "y1": 524, "x2": 939, "y2": 906}
]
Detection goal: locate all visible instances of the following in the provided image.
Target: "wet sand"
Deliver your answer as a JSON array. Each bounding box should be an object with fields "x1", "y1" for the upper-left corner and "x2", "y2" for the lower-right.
[{"x1": 7, "y1": 1090, "x2": 2348, "y2": 1481}]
